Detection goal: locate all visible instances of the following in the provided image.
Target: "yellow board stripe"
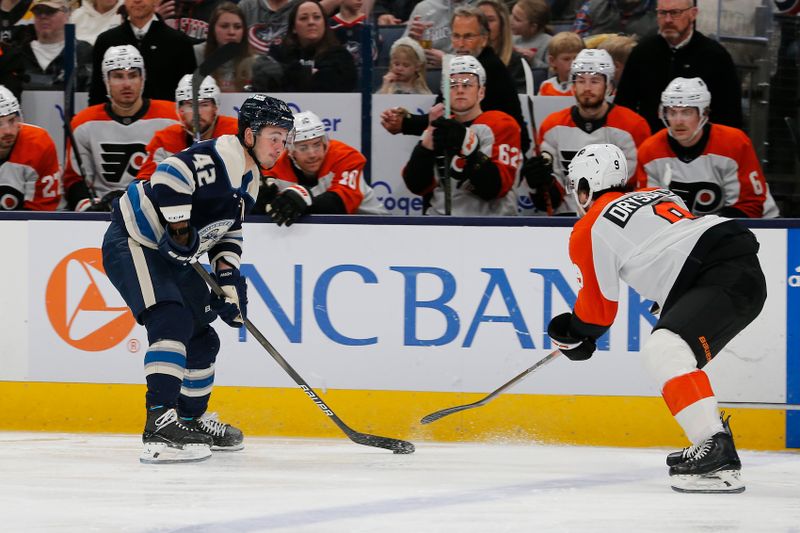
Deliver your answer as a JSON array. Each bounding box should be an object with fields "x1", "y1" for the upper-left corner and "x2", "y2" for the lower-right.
[{"x1": 0, "y1": 382, "x2": 788, "y2": 450}]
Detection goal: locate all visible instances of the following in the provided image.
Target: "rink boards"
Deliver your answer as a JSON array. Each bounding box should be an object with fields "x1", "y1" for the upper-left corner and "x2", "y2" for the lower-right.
[{"x1": 1, "y1": 215, "x2": 798, "y2": 450}]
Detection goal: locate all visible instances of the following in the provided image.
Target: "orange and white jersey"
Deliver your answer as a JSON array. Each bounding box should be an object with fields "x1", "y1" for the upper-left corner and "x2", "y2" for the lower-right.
[
  {"x1": 635, "y1": 124, "x2": 779, "y2": 218},
  {"x1": 63, "y1": 100, "x2": 179, "y2": 198},
  {"x1": 570, "y1": 188, "x2": 727, "y2": 328},
  {"x1": 429, "y1": 110, "x2": 521, "y2": 216},
  {"x1": 539, "y1": 104, "x2": 651, "y2": 213},
  {"x1": 538, "y1": 76, "x2": 574, "y2": 97},
  {"x1": 137, "y1": 115, "x2": 239, "y2": 180},
  {"x1": 0, "y1": 123, "x2": 60, "y2": 211},
  {"x1": 268, "y1": 139, "x2": 387, "y2": 215}
]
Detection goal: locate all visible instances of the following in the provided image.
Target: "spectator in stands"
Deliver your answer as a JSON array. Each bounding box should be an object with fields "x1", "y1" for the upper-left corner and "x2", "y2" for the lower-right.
[
  {"x1": 89, "y1": 0, "x2": 196, "y2": 105},
  {"x1": 194, "y1": 2, "x2": 255, "y2": 92},
  {"x1": 137, "y1": 75, "x2": 238, "y2": 180},
  {"x1": 402, "y1": 55, "x2": 521, "y2": 215},
  {"x1": 510, "y1": 0, "x2": 551, "y2": 69},
  {"x1": 381, "y1": 5, "x2": 529, "y2": 153},
  {"x1": 64, "y1": 45, "x2": 179, "y2": 211},
  {"x1": 329, "y1": 0, "x2": 370, "y2": 66},
  {"x1": 596, "y1": 33, "x2": 637, "y2": 87},
  {"x1": 0, "y1": 43, "x2": 24, "y2": 99},
  {"x1": 537, "y1": 30, "x2": 582, "y2": 96},
  {"x1": 373, "y1": 0, "x2": 421, "y2": 25},
  {"x1": 524, "y1": 48, "x2": 650, "y2": 214},
  {"x1": 267, "y1": 0, "x2": 357, "y2": 92},
  {"x1": 615, "y1": 0, "x2": 743, "y2": 133},
  {"x1": 20, "y1": 0, "x2": 92, "y2": 91},
  {"x1": 573, "y1": 0, "x2": 656, "y2": 39},
  {"x1": 478, "y1": 0, "x2": 525, "y2": 92},
  {"x1": 636, "y1": 77, "x2": 779, "y2": 218},
  {"x1": 240, "y1": 0, "x2": 342, "y2": 55},
  {"x1": 70, "y1": 0, "x2": 122, "y2": 45},
  {"x1": 0, "y1": 84, "x2": 60, "y2": 210},
  {"x1": 256, "y1": 109, "x2": 388, "y2": 223},
  {"x1": 376, "y1": 36, "x2": 431, "y2": 94},
  {"x1": 403, "y1": 0, "x2": 476, "y2": 65},
  {"x1": 0, "y1": 0, "x2": 35, "y2": 46},
  {"x1": 155, "y1": 0, "x2": 223, "y2": 43}
]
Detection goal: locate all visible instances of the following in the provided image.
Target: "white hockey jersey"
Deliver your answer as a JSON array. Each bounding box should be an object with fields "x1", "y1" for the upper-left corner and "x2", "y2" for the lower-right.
[{"x1": 569, "y1": 188, "x2": 727, "y2": 328}]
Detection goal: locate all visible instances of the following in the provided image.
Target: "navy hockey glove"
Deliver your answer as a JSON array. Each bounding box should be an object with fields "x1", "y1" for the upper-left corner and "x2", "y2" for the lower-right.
[
  {"x1": 157, "y1": 225, "x2": 199, "y2": 266},
  {"x1": 431, "y1": 117, "x2": 478, "y2": 157},
  {"x1": 547, "y1": 312, "x2": 597, "y2": 361},
  {"x1": 210, "y1": 268, "x2": 248, "y2": 327},
  {"x1": 267, "y1": 185, "x2": 312, "y2": 227}
]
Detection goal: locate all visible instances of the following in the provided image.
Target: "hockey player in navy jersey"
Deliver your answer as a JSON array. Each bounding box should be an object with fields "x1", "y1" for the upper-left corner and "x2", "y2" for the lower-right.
[
  {"x1": 101, "y1": 94, "x2": 295, "y2": 464},
  {"x1": 548, "y1": 143, "x2": 766, "y2": 493}
]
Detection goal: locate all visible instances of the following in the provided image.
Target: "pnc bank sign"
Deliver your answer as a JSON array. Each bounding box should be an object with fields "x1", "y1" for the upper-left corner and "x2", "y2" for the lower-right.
[{"x1": 45, "y1": 248, "x2": 136, "y2": 352}]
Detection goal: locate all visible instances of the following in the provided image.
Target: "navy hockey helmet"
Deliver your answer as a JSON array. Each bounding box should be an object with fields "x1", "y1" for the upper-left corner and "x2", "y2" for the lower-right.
[{"x1": 237, "y1": 94, "x2": 294, "y2": 141}]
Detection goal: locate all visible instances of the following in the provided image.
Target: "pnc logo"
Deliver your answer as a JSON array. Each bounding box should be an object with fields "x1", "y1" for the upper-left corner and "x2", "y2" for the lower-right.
[{"x1": 46, "y1": 248, "x2": 136, "y2": 351}]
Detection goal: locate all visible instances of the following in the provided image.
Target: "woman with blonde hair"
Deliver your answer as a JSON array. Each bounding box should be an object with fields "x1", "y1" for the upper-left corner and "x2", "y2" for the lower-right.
[
  {"x1": 477, "y1": 0, "x2": 526, "y2": 92},
  {"x1": 194, "y1": 2, "x2": 255, "y2": 92}
]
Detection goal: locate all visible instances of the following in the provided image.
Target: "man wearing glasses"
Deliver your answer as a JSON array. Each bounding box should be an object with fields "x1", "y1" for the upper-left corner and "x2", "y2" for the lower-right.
[
  {"x1": 137, "y1": 75, "x2": 239, "y2": 181},
  {"x1": 615, "y1": 0, "x2": 743, "y2": 133}
]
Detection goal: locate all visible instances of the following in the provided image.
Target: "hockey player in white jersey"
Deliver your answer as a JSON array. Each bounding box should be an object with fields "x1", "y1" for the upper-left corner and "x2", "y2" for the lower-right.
[
  {"x1": 101, "y1": 94, "x2": 295, "y2": 463},
  {"x1": 547, "y1": 143, "x2": 766, "y2": 493}
]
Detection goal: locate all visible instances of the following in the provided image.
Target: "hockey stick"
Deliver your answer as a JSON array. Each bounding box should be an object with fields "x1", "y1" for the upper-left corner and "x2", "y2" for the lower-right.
[
  {"x1": 437, "y1": 54, "x2": 453, "y2": 215},
  {"x1": 192, "y1": 42, "x2": 240, "y2": 143},
  {"x1": 191, "y1": 262, "x2": 415, "y2": 454},
  {"x1": 520, "y1": 58, "x2": 553, "y2": 215},
  {"x1": 420, "y1": 349, "x2": 561, "y2": 425}
]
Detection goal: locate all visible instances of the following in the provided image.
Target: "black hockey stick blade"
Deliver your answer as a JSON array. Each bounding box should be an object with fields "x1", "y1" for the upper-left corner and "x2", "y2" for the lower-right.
[
  {"x1": 420, "y1": 349, "x2": 561, "y2": 425},
  {"x1": 191, "y1": 262, "x2": 415, "y2": 454}
]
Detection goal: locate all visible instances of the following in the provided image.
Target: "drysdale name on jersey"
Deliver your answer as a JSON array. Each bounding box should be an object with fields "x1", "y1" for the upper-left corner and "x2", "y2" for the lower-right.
[{"x1": 45, "y1": 249, "x2": 662, "y2": 353}]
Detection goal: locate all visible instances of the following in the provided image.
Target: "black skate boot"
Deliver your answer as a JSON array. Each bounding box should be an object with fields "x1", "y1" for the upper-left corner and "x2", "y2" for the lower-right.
[
  {"x1": 668, "y1": 415, "x2": 744, "y2": 493},
  {"x1": 666, "y1": 445, "x2": 693, "y2": 467},
  {"x1": 191, "y1": 412, "x2": 244, "y2": 451},
  {"x1": 141, "y1": 406, "x2": 213, "y2": 464}
]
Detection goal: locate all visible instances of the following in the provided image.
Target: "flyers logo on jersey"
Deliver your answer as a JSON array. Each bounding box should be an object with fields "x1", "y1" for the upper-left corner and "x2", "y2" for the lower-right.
[
  {"x1": 100, "y1": 143, "x2": 147, "y2": 183},
  {"x1": 46, "y1": 248, "x2": 135, "y2": 351}
]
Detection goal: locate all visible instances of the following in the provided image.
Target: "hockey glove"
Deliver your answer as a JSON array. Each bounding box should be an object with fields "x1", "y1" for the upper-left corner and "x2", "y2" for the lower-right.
[
  {"x1": 255, "y1": 176, "x2": 280, "y2": 214},
  {"x1": 210, "y1": 268, "x2": 248, "y2": 327},
  {"x1": 521, "y1": 155, "x2": 554, "y2": 189},
  {"x1": 84, "y1": 190, "x2": 126, "y2": 212},
  {"x1": 431, "y1": 117, "x2": 478, "y2": 157},
  {"x1": 267, "y1": 185, "x2": 312, "y2": 227},
  {"x1": 547, "y1": 312, "x2": 597, "y2": 361},
  {"x1": 157, "y1": 225, "x2": 199, "y2": 267}
]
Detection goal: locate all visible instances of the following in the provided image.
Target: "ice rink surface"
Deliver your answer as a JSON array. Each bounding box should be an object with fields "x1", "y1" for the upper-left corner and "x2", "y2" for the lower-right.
[{"x1": 2, "y1": 432, "x2": 799, "y2": 533}]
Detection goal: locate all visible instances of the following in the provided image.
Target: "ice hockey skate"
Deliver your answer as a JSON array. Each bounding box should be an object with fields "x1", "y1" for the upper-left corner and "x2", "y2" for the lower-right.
[
  {"x1": 668, "y1": 416, "x2": 744, "y2": 494},
  {"x1": 193, "y1": 412, "x2": 244, "y2": 451},
  {"x1": 140, "y1": 407, "x2": 213, "y2": 464}
]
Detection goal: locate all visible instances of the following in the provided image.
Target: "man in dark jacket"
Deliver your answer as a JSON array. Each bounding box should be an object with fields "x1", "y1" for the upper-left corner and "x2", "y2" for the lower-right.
[
  {"x1": 20, "y1": 0, "x2": 92, "y2": 91},
  {"x1": 88, "y1": 0, "x2": 196, "y2": 105},
  {"x1": 380, "y1": 5, "x2": 529, "y2": 153},
  {"x1": 614, "y1": 0, "x2": 742, "y2": 133}
]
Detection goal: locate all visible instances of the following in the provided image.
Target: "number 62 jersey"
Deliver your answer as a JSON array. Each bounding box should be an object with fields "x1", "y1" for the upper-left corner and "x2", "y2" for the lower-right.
[
  {"x1": 113, "y1": 134, "x2": 259, "y2": 269},
  {"x1": 569, "y1": 188, "x2": 729, "y2": 330}
]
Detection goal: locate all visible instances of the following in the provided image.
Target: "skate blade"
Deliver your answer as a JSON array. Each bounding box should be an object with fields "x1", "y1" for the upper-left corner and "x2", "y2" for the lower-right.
[
  {"x1": 140, "y1": 442, "x2": 212, "y2": 464},
  {"x1": 670, "y1": 469, "x2": 745, "y2": 494},
  {"x1": 211, "y1": 443, "x2": 244, "y2": 452}
]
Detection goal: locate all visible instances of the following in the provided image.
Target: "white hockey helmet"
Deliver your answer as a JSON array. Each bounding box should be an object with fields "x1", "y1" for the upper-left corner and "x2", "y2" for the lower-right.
[
  {"x1": 292, "y1": 111, "x2": 327, "y2": 144},
  {"x1": 175, "y1": 74, "x2": 220, "y2": 107},
  {"x1": 102, "y1": 45, "x2": 145, "y2": 85},
  {"x1": 659, "y1": 77, "x2": 711, "y2": 138},
  {"x1": 0, "y1": 85, "x2": 20, "y2": 117},
  {"x1": 570, "y1": 48, "x2": 615, "y2": 93},
  {"x1": 442, "y1": 54, "x2": 486, "y2": 92},
  {"x1": 567, "y1": 143, "x2": 628, "y2": 215}
]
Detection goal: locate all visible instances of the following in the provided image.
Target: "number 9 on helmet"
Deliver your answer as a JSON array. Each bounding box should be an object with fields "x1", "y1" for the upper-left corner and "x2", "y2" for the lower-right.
[{"x1": 567, "y1": 143, "x2": 628, "y2": 215}]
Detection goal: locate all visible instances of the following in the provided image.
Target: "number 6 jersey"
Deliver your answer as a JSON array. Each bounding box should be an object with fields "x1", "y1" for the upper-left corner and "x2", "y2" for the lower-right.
[{"x1": 569, "y1": 188, "x2": 728, "y2": 330}]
